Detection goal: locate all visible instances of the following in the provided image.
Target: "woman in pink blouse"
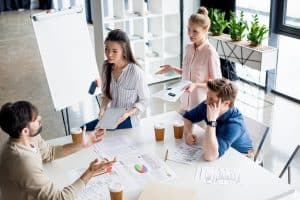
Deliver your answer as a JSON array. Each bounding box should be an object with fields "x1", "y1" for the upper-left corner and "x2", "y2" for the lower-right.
[{"x1": 156, "y1": 7, "x2": 222, "y2": 112}]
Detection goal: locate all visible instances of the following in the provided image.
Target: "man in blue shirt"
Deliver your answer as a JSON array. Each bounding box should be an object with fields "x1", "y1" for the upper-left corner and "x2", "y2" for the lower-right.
[{"x1": 183, "y1": 78, "x2": 253, "y2": 161}]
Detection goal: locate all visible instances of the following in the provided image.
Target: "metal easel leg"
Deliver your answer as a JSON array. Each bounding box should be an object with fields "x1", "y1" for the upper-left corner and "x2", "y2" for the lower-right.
[
  {"x1": 61, "y1": 109, "x2": 68, "y2": 136},
  {"x1": 66, "y1": 107, "x2": 70, "y2": 135}
]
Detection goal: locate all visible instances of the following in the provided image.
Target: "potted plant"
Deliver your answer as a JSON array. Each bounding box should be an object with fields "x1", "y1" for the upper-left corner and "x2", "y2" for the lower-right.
[
  {"x1": 228, "y1": 11, "x2": 248, "y2": 41},
  {"x1": 247, "y1": 14, "x2": 268, "y2": 46},
  {"x1": 208, "y1": 8, "x2": 228, "y2": 36}
]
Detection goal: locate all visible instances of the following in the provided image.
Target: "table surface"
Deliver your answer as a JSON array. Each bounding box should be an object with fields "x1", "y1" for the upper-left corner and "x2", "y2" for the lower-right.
[{"x1": 45, "y1": 111, "x2": 294, "y2": 200}]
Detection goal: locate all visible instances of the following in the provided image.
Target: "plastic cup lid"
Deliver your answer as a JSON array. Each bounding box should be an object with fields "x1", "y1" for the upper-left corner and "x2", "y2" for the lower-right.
[
  {"x1": 154, "y1": 122, "x2": 165, "y2": 129},
  {"x1": 109, "y1": 182, "x2": 123, "y2": 192},
  {"x1": 70, "y1": 127, "x2": 82, "y2": 134},
  {"x1": 173, "y1": 120, "x2": 184, "y2": 127}
]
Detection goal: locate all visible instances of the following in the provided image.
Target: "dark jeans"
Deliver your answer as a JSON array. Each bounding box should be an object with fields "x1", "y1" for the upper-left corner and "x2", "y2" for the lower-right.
[
  {"x1": 39, "y1": 0, "x2": 51, "y2": 10},
  {"x1": 82, "y1": 117, "x2": 132, "y2": 131},
  {"x1": 1, "y1": 0, "x2": 30, "y2": 11}
]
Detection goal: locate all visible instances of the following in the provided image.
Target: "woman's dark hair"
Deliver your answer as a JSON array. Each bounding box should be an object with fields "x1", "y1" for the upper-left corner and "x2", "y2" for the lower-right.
[
  {"x1": 102, "y1": 29, "x2": 138, "y2": 99},
  {"x1": 0, "y1": 101, "x2": 38, "y2": 139}
]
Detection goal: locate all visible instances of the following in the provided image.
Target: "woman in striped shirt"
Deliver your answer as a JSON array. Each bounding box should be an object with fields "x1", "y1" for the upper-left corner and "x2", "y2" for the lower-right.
[{"x1": 85, "y1": 29, "x2": 150, "y2": 130}]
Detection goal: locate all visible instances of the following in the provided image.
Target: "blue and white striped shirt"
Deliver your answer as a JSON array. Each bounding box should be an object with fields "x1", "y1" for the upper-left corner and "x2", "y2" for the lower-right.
[{"x1": 102, "y1": 63, "x2": 150, "y2": 126}]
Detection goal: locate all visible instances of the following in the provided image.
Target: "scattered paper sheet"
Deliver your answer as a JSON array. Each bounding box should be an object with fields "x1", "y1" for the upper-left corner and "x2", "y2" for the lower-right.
[
  {"x1": 68, "y1": 153, "x2": 176, "y2": 200},
  {"x1": 152, "y1": 80, "x2": 191, "y2": 102},
  {"x1": 167, "y1": 143, "x2": 203, "y2": 164},
  {"x1": 68, "y1": 135, "x2": 177, "y2": 200},
  {"x1": 68, "y1": 168, "x2": 110, "y2": 200},
  {"x1": 195, "y1": 167, "x2": 240, "y2": 184},
  {"x1": 92, "y1": 134, "x2": 138, "y2": 158},
  {"x1": 97, "y1": 107, "x2": 127, "y2": 129}
]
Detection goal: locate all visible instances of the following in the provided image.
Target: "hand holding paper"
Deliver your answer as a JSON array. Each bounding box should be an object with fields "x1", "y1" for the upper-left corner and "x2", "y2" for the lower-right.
[
  {"x1": 97, "y1": 107, "x2": 127, "y2": 129},
  {"x1": 184, "y1": 82, "x2": 197, "y2": 93},
  {"x1": 117, "y1": 112, "x2": 130, "y2": 125}
]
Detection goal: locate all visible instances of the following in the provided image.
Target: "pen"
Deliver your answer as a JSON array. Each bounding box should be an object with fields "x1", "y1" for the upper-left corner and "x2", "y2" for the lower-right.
[{"x1": 164, "y1": 149, "x2": 168, "y2": 162}]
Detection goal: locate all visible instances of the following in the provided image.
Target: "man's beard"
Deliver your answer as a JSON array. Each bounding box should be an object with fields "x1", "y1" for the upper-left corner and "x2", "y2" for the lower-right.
[{"x1": 30, "y1": 126, "x2": 42, "y2": 137}]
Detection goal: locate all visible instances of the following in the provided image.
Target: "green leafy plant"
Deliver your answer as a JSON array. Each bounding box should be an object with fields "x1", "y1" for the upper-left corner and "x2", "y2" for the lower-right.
[
  {"x1": 208, "y1": 8, "x2": 228, "y2": 36},
  {"x1": 247, "y1": 14, "x2": 268, "y2": 46},
  {"x1": 228, "y1": 11, "x2": 248, "y2": 41}
]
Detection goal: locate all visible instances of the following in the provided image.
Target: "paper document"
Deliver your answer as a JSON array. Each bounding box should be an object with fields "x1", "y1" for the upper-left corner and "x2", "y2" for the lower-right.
[
  {"x1": 152, "y1": 80, "x2": 191, "y2": 102},
  {"x1": 92, "y1": 135, "x2": 138, "y2": 158},
  {"x1": 68, "y1": 153, "x2": 176, "y2": 200},
  {"x1": 195, "y1": 167, "x2": 240, "y2": 184},
  {"x1": 167, "y1": 143, "x2": 202, "y2": 164},
  {"x1": 97, "y1": 107, "x2": 126, "y2": 129},
  {"x1": 68, "y1": 168, "x2": 110, "y2": 200}
]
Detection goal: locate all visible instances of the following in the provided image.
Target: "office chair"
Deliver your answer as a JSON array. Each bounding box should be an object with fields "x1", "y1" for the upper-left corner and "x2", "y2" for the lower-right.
[
  {"x1": 279, "y1": 145, "x2": 300, "y2": 184},
  {"x1": 243, "y1": 116, "x2": 270, "y2": 165}
]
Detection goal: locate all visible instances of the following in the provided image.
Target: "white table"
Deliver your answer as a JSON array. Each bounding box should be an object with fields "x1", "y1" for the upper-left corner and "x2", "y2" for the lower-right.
[{"x1": 45, "y1": 111, "x2": 294, "y2": 200}]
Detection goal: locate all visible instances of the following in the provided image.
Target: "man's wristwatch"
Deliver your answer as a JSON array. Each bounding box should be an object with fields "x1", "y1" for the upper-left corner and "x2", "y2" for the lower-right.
[{"x1": 207, "y1": 121, "x2": 217, "y2": 127}]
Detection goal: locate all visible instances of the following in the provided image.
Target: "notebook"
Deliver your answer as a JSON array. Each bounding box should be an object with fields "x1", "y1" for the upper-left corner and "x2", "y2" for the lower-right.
[{"x1": 97, "y1": 107, "x2": 127, "y2": 129}]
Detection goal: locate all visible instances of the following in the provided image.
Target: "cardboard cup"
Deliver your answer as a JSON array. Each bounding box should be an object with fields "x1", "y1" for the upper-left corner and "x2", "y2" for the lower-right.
[
  {"x1": 173, "y1": 120, "x2": 184, "y2": 139},
  {"x1": 71, "y1": 127, "x2": 82, "y2": 143},
  {"x1": 109, "y1": 182, "x2": 123, "y2": 200},
  {"x1": 154, "y1": 123, "x2": 165, "y2": 141}
]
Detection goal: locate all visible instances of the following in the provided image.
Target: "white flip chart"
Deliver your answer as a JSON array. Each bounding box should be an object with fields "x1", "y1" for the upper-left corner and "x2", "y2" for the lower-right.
[{"x1": 32, "y1": 7, "x2": 100, "y2": 111}]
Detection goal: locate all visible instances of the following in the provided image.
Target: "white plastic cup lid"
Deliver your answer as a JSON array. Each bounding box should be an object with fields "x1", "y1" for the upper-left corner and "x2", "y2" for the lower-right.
[
  {"x1": 154, "y1": 122, "x2": 165, "y2": 129},
  {"x1": 173, "y1": 120, "x2": 184, "y2": 127},
  {"x1": 70, "y1": 127, "x2": 82, "y2": 134},
  {"x1": 109, "y1": 182, "x2": 123, "y2": 192}
]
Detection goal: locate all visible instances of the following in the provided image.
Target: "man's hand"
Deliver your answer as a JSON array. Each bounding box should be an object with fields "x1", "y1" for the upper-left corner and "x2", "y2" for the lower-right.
[
  {"x1": 155, "y1": 65, "x2": 174, "y2": 74},
  {"x1": 81, "y1": 126, "x2": 105, "y2": 148},
  {"x1": 185, "y1": 133, "x2": 197, "y2": 145},
  {"x1": 207, "y1": 99, "x2": 222, "y2": 122},
  {"x1": 80, "y1": 158, "x2": 116, "y2": 184}
]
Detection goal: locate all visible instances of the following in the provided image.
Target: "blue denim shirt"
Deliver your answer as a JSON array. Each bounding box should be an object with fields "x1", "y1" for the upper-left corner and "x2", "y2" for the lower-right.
[{"x1": 183, "y1": 102, "x2": 253, "y2": 157}]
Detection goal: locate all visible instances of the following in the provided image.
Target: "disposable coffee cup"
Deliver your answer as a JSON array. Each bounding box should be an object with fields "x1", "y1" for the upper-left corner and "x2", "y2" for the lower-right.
[
  {"x1": 173, "y1": 120, "x2": 184, "y2": 139},
  {"x1": 71, "y1": 127, "x2": 82, "y2": 143},
  {"x1": 109, "y1": 182, "x2": 123, "y2": 200},
  {"x1": 154, "y1": 123, "x2": 165, "y2": 141}
]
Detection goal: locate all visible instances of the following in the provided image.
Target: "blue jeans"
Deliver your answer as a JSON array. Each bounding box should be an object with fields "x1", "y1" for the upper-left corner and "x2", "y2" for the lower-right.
[{"x1": 82, "y1": 117, "x2": 132, "y2": 131}]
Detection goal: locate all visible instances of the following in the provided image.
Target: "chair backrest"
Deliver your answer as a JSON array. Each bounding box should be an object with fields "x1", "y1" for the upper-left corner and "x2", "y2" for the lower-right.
[
  {"x1": 243, "y1": 116, "x2": 269, "y2": 162},
  {"x1": 279, "y1": 145, "x2": 300, "y2": 184}
]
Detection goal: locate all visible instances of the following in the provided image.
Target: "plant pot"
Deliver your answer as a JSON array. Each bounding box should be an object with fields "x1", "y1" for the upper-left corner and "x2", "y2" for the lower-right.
[
  {"x1": 249, "y1": 41, "x2": 261, "y2": 47},
  {"x1": 231, "y1": 37, "x2": 242, "y2": 42}
]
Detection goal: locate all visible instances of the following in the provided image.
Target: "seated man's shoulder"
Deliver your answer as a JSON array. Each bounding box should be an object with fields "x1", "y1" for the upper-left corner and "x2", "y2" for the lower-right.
[{"x1": 1, "y1": 141, "x2": 41, "y2": 168}]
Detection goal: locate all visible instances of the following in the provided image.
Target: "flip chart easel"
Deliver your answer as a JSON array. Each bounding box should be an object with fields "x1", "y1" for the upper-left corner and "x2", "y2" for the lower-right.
[{"x1": 32, "y1": 8, "x2": 101, "y2": 135}]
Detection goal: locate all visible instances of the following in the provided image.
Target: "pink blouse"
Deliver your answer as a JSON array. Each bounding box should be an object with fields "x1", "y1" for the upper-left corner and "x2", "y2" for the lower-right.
[{"x1": 181, "y1": 40, "x2": 222, "y2": 111}]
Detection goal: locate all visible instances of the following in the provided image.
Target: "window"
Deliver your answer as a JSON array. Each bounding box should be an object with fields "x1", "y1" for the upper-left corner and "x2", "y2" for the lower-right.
[
  {"x1": 235, "y1": 0, "x2": 271, "y2": 87},
  {"x1": 275, "y1": 0, "x2": 300, "y2": 39}
]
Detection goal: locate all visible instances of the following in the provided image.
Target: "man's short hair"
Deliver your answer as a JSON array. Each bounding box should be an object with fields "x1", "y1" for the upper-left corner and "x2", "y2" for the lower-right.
[
  {"x1": 207, "y1": 78, "x2": 238, "y2": 107},
  {"x1": 0, "y1": 101, "x2": 38, "y2": 138}
]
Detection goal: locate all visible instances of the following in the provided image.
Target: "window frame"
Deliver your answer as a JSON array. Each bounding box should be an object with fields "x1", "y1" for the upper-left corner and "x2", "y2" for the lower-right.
[{"x1": 274, "y1": 0, "x2": 300, "y2": 39}]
